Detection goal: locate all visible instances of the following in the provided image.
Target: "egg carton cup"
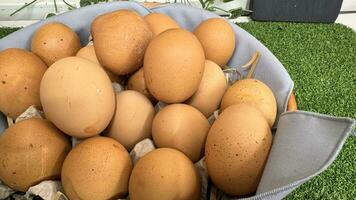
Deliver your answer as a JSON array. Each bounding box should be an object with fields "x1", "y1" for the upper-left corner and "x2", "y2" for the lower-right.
[{"x1": 0, "y1": 2, "x2": 355, "y2": 200}]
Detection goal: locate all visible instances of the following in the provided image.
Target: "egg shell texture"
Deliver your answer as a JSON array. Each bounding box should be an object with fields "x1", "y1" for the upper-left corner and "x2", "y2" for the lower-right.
[
  {"x1": 91, "y1": 9, "x2": 153, "y2": 75},
  {"x1": 152, "y1": 104, "x2": 210, "y2": 162},
  {"x1": 127, "y1": 68, "x2": 156, "y2": 102},
  {"x1": 144, "y1": 28, "x2": 205, "y2": 103},
  {"x1": 31, "y1": 22, "x2": 81, "y2": 66},
  {"x1": 194, "y1": 18, "x2": 235, "y2": 67},
  {"x1": 0, "y1": 48, "x2": 47, "y2": 119},
  {"x1": 76, "y1": 45, "x2": 122, "y2": 83},
  {"x1": 76, "y1": 45, "x2": 99, "y2": 64},
  {"x1": 129, "y1": 148, "x2": 201, "y2": 200},
  {"x1": 0, "y1": 118, "x2": 71, "y2": 192},
  {"x1": 205, "y1": 104, "x2": 272, "y2": 196},
  {"x1": 61, "y1": 136, "x2": 132, "y2": 200},
  {"x1": 107, "y1": 90, "x2": 155, "y2": 151},
  {"x1": 186, "y1": 60, "x2": 227, "y2": 117},
  {"x1": 40, "y1": 57, "x2": 115, "y2": 138},
  {"x1": 144, "y1": 13, "x2": 180, "y2": 37},
  {"x1": 221, "y1": 78, "x2": 277, "y2": 127}
]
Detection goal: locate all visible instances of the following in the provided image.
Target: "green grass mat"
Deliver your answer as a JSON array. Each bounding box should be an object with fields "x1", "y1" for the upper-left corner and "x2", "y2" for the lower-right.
[
  {"x1": 0, "y1": 27, "x2": 20, "y2": 39},
  {"x1": 238, "y1": 22, "x2": 356, "y2": 200},
  {"x1": 1, "y1": 22, "x2": 355, "y2": 199}
]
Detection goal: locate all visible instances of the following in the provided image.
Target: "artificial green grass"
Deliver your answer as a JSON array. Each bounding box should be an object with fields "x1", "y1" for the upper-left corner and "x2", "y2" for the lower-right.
[
  {"x1": 238, "y1": 22, "x2": 356, "y2": 200},
  {"x1": 0, "y1": 27, "x2": 20, "y2": 39},
  {"x1": 80, "y1": 0, "x2": 108, "y2": 7},
  {"x1": 1, "y1": 22, "x2": 355, "y2": 199}
]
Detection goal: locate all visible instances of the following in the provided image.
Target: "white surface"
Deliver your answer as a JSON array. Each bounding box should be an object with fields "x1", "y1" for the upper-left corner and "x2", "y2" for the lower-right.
[
  {"x1": 231, "y1": 16, "x2": 251, "y2": 23},
  {"x1": 336, "y1": 13, "x2": 356, "y2": 31},
  {"x1": 0, "y1": 0, "x2": 248, "y2": 24},
  {"x1": 0, "y1": 0, "x2": 79, "y2": 20},
  {"x1": 341, "y1": 0, "x2": 356, "y2": 11},
  {"x1": 0, "y1": 0, "x2": 246, "y2": 20},
  {"x1": 0, "y1": 20, "x2": 38, "y2": 27}
]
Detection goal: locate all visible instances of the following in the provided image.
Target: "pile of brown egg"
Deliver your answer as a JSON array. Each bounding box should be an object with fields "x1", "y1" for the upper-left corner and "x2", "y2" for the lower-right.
[{"x1": 0, "y1": 9, "x2": 277, "y2": 200}]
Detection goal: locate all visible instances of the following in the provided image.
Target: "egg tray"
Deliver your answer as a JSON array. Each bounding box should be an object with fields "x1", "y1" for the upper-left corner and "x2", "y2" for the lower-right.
[{"x1": 0, "y1": 2, "x2": 354, "y2": 200}]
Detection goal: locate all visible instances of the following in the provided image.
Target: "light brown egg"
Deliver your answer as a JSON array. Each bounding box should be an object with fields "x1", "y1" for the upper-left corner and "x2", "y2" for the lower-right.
[
  {"x1": 40, "y1": 57, "x2": 115, "y2": 138},
  {"x1": 152, "y1": 104, "x2": 210, "y2": 162},
  {"x1": 0, "y1": 118, "x2": 71, "y2": 192},
  {"x1": 76, "y1": 45, "x2": 99, "y2": 64},
  {"x1": 129, "y1": 148, "x2": 200, "y2": 200},
  {"x1": 221, "y1": 79, "x2": 277, "y2": 126},
  {"x1": 62, "y1": 137, "x2": 132, "y2": 200},
  {"x1": 76, "y1": 45, "x2": 123, "y2": 83},
  {"x1": 144, "y1": 28, "x2": 205, "y2": 103},
  {"x1": 194, "y1": 18, "x2": 235, "y2": 67},
  {"x1": 31, "y1": 22, "x2": 81, "y2": 66},
  {"x1": 144, "y1": 13, "x2": 180, "y2": 37},
  {"x1": 106, "y1": 90, "x2": 155, "y2": 151},
  {"x1": 0, "y1": 48, "x2": 47, "y2": 119},
  {"x1": 186, "y1": 60, "x2": 227, "y2": 117},
  {"x1": 91, "y1": 9, "x2": 152, "y2": 75},
  {"x1": 205, "y1": 104, "x2": 272, "y2": 196},
  {"x1": 127, "y1": 68, "x2": 156, "y2": 102}
]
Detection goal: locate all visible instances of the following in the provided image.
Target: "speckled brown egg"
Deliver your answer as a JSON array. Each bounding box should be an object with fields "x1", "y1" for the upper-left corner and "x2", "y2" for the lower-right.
[
  {"x1": 62, "y1": 136, "x2": 132, "y2": 200},
  {"x1": 205, "y1": 104, "x2": 272, "y2": 196},
  {"x1": 40, "y1": 57, "x2": 115, "y2": 138},
  {"x1": 129, "y1": 148, "x2": 200, "y2": 200},
  {"x1": 186, "y1": 60, "x2": 227, "y2": 117},
  {"x1": 0, "y1": 48, "x2": 47, "y2": 119},
  {"x1": 194, "y1": 18, "x2": 235, "y2": 67},
  {"x1": 152, "y1": 104, "x2": 210, "y2": 162},
  {"x1": 0, "y1": 118, "x2": 71, "y2": 192},
  {"x1": 106, "y1": 90, "x2": 155, "y2": 151},
  {"x1": 127, "y1": 68, "x2": 156, "y2": 102},
  {"x1": 31, "y1": 22, "x2": 81, "y2": 66},
  {"x1": 144, "y1": 13, "x2": 180, "y2": 37},
  {"x1": 221, "y1": 79, "x2": 277, "y2": 127},
  {"x1": 76, "y1": 45, "x2": 123, "y2": 83},
  {"x1": 91, "y1": 9, "x2": 152, "y2": 75},
  {"x1": 144, "y1": 28, "x2": 205, "y2": 103}
]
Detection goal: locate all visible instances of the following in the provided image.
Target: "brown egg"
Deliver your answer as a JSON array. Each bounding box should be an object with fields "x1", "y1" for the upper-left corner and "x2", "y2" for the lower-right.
[
  {"x1": 0, "y1": 118, "x2": 71, "y2": 192},
  {"x1": 144, "y1": 28, "x2": 205, "y2": 103},
  {"x1": 62, "y1": 136, "x2": 132, "y2": 200},
  {"x1": 127, "y1": 68, "x2": 156, "y2": 102},
  {"x1": 92, "y1": 9, "x2": 152, "y2": 75},
  {"x1": 76, "y1": 45, "x2": 99, "y2": 64},
  {"x1": 76, "y1": 45, "x2": 123, "y2": 83},
  {"x1": 144, "y1": 13, "x2": 180, "y2": 37},
  {"x1": 40, "y1": 57, "x2": 115, "y2": 138},
  {"x1": 152, "y1": 104, "x2": 210, "y2": 162},
  {"x1": 31, "y1": 22, "x2": 81, "y2": 66},
  {"x1": 221, "y1": 79, "x2": 277, "y2": 126},
  {"x1": 194, "y1": 18, "x2": 235, "y2": 67},
  {"x1": 186, "y1": 60, "x2": 227, "y2": 117},
  {"x1": 205, "y1": 104, "x2": 272, "y2": 196},
  {"x1": 106, "y1": 90, "x2": 155, "y2": 151},
  {"x1": 0, "y1": 48, "x2": 47, "y2": 119},
  {"x1": 129, "y1": 148, "x2": 200, "y2": 200}
]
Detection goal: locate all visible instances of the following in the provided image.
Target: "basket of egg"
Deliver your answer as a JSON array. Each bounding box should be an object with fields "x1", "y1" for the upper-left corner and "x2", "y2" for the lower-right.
[{"x1": 0, "y1": 2, "x2": 354, "y2": 200}]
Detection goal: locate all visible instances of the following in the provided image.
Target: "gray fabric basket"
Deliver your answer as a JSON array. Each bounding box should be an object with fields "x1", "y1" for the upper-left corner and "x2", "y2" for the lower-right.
[{"x1": 0, "y1": 2, "x2": 354, "y2": 200}]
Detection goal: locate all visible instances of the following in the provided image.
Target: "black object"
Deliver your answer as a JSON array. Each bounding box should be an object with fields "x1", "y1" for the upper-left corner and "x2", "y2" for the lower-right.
[{"x1": 250, "y1": 0, "x2": 343, "y2": 23}]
